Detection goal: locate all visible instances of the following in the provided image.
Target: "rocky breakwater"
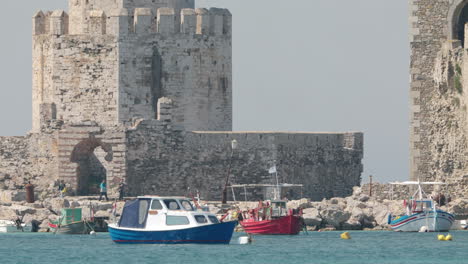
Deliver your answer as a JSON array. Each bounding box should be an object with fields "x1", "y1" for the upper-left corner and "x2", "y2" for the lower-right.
[
  {"x1": 0, "y1": 197, "x2": 126, "y2": 232},
  {"x1": 295, "y1": 187, "x2": 466, "y2": 231},
  {"x1": 216, "y1": 186, "x2": 460, "y2": 231},
  {"x1": 296, "y1": 187, "x2": 405, "y2": 231}
]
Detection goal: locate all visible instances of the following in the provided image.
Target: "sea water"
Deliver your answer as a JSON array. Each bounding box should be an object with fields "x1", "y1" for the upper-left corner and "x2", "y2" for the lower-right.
[{"x1": 1, "y1": 231, "x2": 468, "y2": 264}]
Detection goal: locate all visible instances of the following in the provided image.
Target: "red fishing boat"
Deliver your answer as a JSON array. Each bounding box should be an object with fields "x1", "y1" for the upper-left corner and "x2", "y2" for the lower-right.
[{"x1": 239, "y1": 200, "x2": 304, "y2": 235}]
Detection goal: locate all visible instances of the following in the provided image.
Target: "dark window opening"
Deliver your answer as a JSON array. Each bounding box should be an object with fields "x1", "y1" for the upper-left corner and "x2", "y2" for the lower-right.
[
  {"x1": 457, "y1": 4, "x2": 468, "y2": 46},
  {"x1": 163, "y1": 199, "x2": 180, "y2": 210},
  {"x1": 194, "y1": 215, "x2": 208, "y2": 224},
  {"x1": 151, "y1": 200, "x2": 163, "y2": 210}
]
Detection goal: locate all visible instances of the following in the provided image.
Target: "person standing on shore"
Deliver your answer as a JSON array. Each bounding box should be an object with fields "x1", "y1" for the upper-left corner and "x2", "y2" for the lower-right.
[
  {"x1": 118, "y1": 179, "x2": 126, "y2": 201},
  {"x1": 99, "y1": 180, "x2": 108, "y2": 201},
  {"x1": 58, "y1": 180, "x2": 66, "y2": 198}
]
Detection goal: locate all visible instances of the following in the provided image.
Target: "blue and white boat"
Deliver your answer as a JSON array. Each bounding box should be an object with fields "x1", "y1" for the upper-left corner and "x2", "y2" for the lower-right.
[
  {"x1": 388, "y1": 181, "x2": 454, "y2": 232},
  {"x1": 108, "y1": 196, "x2": 237, "y2": 244}
]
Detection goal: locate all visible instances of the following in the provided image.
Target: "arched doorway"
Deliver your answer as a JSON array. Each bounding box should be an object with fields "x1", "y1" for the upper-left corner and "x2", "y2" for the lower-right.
[
  {"x1": 70, "y1": 137, "x2": 113, "y2": 195},
  {"x1": 450, "y1": 0, "x2": 468, "y2": 46}
]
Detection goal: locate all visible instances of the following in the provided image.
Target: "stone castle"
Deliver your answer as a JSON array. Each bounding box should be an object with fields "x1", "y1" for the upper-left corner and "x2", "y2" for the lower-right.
[
  {"x1": 409, "y1": 0, "x2": 468, "y2": 197},
  {"x1": 0, "y1": 0, "x2": 363, "y2": 201}
]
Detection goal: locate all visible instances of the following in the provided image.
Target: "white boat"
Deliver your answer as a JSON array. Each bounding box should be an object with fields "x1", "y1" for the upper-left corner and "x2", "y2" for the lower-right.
[
  {"x1": 0, "y1": 220, "x2": 33, "y2": 233},
  {"x1": 108, "y1": 196, "x2": 237, "y2": 244},
  {"x1": 388, "y1": 181, "x2": 454, "y2": 232}
]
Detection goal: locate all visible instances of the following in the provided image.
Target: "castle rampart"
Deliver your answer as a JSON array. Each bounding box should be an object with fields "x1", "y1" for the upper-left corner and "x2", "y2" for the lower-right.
[
  {"x1": 33, "y1": 7, "x2": 231, "y2": 37},
  {"x1": 32, "y1": 6, "x2": 232, "y2": 132}
]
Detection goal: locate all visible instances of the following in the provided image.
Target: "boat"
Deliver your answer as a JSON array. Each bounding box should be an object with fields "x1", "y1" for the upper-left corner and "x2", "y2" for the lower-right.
[
  {"x1": 239, "y1": 199, "x2": 304, "y2": 235},
  {"x1": 48, "y1": 208, "x2": 94, "y2": 234},
  {"x1": 0, "y1": 219, "x2": 33, "y2": 233},
  {"x1": 229, "y1": 165, "x2": 305, "y2": 235},
  {"x1": 388, "y1": 181, "x2": 455, "y2": 232},
  {"x1": 108, "y1": 196, "x2": 237, "y2": 244}
]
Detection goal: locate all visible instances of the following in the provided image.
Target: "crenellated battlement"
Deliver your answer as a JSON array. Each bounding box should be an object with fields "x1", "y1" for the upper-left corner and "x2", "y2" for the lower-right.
[
  {"x1": 33, "y1": 7, "x2": 231, "y2": 37},
  {"x1": 33, "y1": 10, "x2": 69, "y2": 36}
]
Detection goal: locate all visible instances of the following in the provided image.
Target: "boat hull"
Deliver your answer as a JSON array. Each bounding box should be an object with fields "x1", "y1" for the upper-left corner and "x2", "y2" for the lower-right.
[
  {"x1": 390, "y1": 211, "x2": 454, "y2": 232},
  {"x1": 49, "y1": 221, "x2": 93, "y2": 235},
  {"x1": 0, "y1": 224, "x2": 32, "y2": 233},
  {"x1": 108, "y1": 221, "x2": 237, "y2": 244},
  {"x1": 240, "y1": 215, "x2": 303, "y2": 235}
]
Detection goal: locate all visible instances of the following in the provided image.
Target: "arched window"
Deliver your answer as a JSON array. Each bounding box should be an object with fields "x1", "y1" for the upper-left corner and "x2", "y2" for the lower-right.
[
  {"x1": 457, "y1": 4, "x2": 468, "y2": 46},
  {"x1": 450, "y1": 0, "x2": 468, "y2": 46}
]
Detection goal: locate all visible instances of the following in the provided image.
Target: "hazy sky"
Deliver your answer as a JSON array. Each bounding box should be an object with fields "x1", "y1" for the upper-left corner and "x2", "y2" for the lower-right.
[{"x1": 0, "y1": 0, "x2": 409, "y2": 183}]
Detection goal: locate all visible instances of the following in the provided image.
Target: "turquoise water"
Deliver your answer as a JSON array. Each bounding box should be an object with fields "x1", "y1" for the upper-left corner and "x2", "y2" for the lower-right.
[{"x1": 2, "y1": 231, "x2": 468, "y2": 264}]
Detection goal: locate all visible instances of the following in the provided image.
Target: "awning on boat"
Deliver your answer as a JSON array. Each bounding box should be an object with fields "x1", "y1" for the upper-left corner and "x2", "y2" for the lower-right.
[
  {"x1": 118, "y1": 198, "x2": 151, "y2": 229},
  {"x1": 229, "y1": 184, "x2": 303, "y2": 188},
  {"x1": 389, "y1": 181, "x2": 447, "y2": 185}
]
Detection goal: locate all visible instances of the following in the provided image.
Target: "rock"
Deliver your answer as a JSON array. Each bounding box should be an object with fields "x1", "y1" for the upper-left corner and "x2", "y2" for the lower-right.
[
  {"x1": 358, "y1": 195, "x2": 370, "y2": 202},
  {"x1": 93, "y1": 203, "x2": 113, "y2": 211},
  {"x1": 32, "y1": 202, "x2": 44, "y2": 209},
  {"x1": 0, "y1": 190, "x2": 27, "y2": 203},
  {"x1": 70, "y1": 201, "x2": 81, "y2": 208},
  {"x1": 287, "y1": 198, "x2": 311, "y2": 209},
  {"x1": 44, "y1": 198, "x2": 70, "y2": 213},
  {"x1": 342, "y1": 219, "x2": 362, "y2": 230},
  {"x1": 320, "y1": 206, "x2": 351, "y2": 229},
  {"x1": 319, "y1": 226, "x2": 336, "y2": 231},
  {"x1": 94, "y1": 210, "x2": 109, "y2": 218},
  {"x1": 352, "y1": 186, "x2": 362, "y2": 197},
  {"x1": 302, "y1": 208, "x2": 322, "y2": 227},
  {"x1": 0, "y1": 207, "x2": 18, "y2": 220},
  {"x1": 356, "y1": 202, "x2": 367, "y2": 209},
  {"x1": 447, "y1": 198, "x2": 468, "y2": 215},
  {"x1": 9, "y1": 204, "x2": 36, "y2": 215}
]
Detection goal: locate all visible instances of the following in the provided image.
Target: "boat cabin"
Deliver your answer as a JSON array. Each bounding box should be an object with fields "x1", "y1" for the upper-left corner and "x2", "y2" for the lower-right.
[
  {"x1": 270, "y1": 200, "x2": 288, "y2": 217},
  {"x1": 118, "y1": 197, "x2": 220, "y2": 231},
  {"x1": 408, "y1": 199, "x2": 434, "y2": 214}
]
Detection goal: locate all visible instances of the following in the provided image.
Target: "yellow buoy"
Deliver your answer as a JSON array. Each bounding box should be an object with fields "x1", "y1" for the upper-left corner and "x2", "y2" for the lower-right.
[
  {"x1": 340, "y1": 232, "x2": 351, "y2": 240},
  {"x1": 444, "y1": 234, "x2": 453, "y2": 241},
  {"x1": 437, "y1": 234, "x2": 446, "y2": 241}
]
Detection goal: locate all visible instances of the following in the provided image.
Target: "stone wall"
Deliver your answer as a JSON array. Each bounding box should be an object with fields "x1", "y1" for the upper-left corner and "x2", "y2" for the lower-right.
[
  {"x1": 0, "y1": 137, "x2": 29, "y2": 190},
  {"x1": 32, "y1": 33, "x2": 119, "y2": 132},
  {"x1": 361, "y1": 183, "x2": 410, "y2": 201},
  {"x1": 117, "y1": 9, "x2": 232, "y2": 131},
  {"x1": 126, "y1": 122, "x2": 364, "y2": 201},
  {"x1": 0, "y1": 134, "x2": 58, "y2": 195},
  {"x1": 409, "y1": 0, "x2": 468, "y2": 198}
]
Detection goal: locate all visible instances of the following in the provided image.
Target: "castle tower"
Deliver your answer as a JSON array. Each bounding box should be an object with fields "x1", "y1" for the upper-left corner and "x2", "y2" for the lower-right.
[
  {"x1": 32, "y1": 0, "x2": 231, "y2": 132},
  {"x1": 409, "y1": 0, "x2": 468, "y2": 194}
]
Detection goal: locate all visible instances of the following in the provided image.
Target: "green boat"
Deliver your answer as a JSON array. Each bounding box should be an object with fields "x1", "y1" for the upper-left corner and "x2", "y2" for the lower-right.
[{"x1": 48, "y1": 208, "x2": 94, "y2": 234}]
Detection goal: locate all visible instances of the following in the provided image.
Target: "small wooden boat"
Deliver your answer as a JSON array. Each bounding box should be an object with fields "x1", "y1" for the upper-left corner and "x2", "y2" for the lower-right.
[
  {"x1": 239, "y1": 200, "x2": 304, "y2": 235},
  {"x1": 48, "y1": 208, "x2": 94, "y2": 234},
  {"x1": 108, "y1": 196, "x2": 237, "y2": 244},
  {"x1": 0, "y1": 220, "x2": 33, "y2": 233},
  {"x1": 388, "y1": 181, "x2": 455, "y2": 232}
]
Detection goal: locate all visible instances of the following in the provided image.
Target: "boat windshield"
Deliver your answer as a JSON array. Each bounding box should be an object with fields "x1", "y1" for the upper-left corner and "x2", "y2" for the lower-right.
[
  {"x1": 271, "y1": 202, "x2": 286, "y2": 208},
  {"x1": 414, "y1": 200, "x2": 433, "y2": 211},
  {"x1": 163, "y1": 199, "x2": 181, "y2": 210},
  {"x1": 180, "y1": 200, "x2": 195, "y2": 211}
]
